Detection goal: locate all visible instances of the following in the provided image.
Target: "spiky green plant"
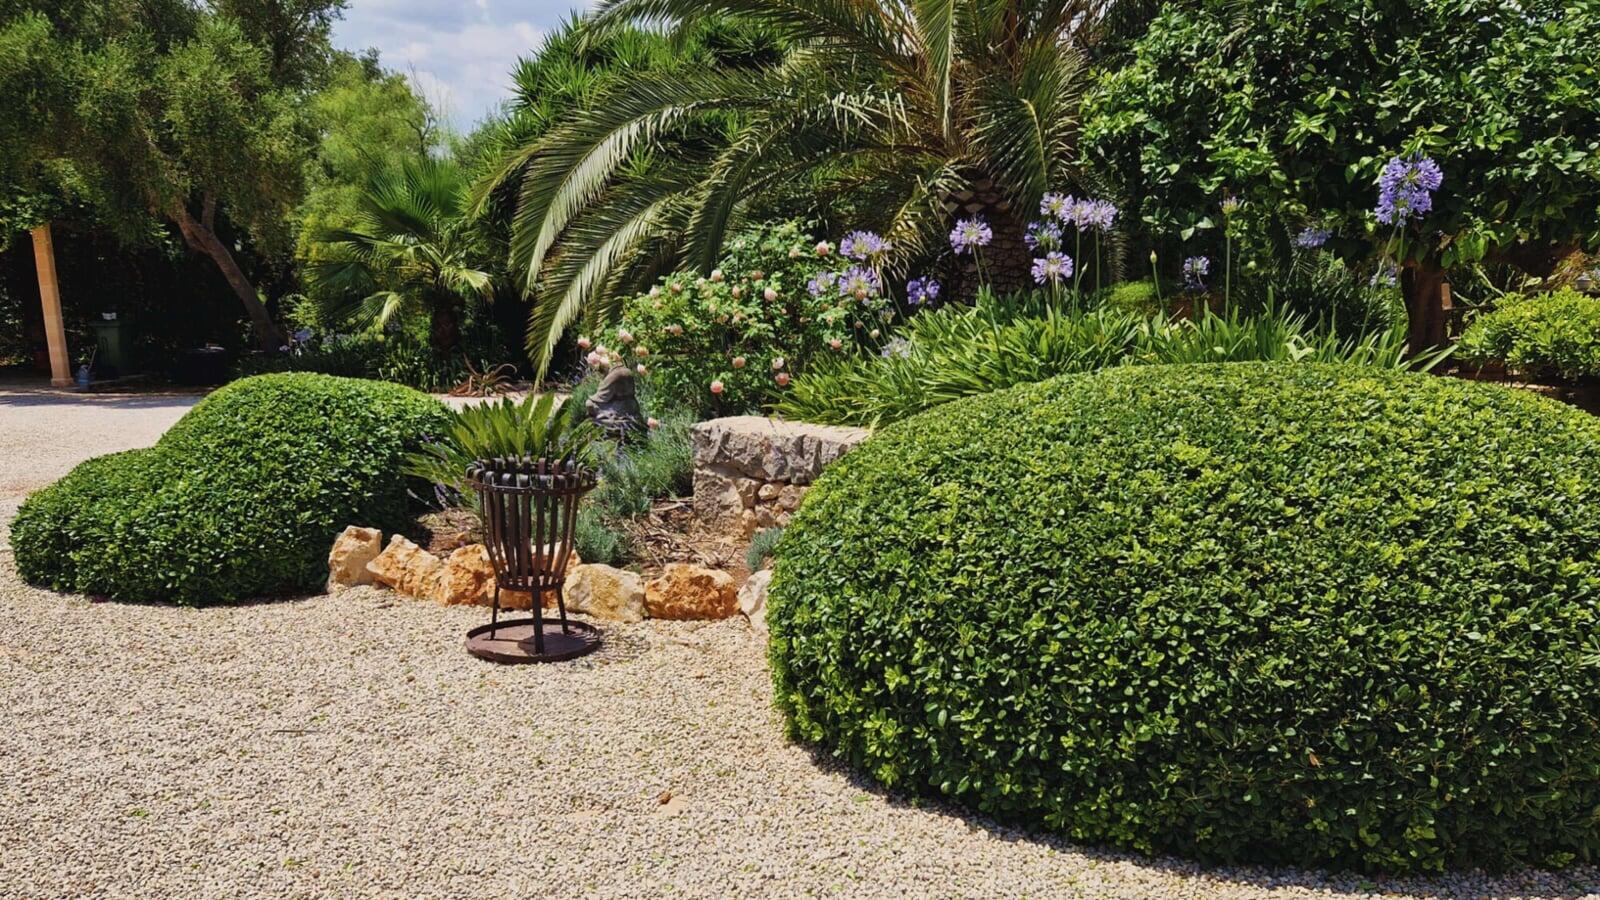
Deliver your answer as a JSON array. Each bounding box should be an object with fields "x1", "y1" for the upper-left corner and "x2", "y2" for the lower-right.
[
  {"x1": 403, "y1": 393, "x2": 603, "y2": 512},
  {"x1": 479, "y1": 0, "x2": 1136, "y2": 376},
  {"x1": 777, "y1": 296, "x2": 1448, "y2": 427},
  {"x1": 304, "y1": 157, "x2": 494, "y2": 353}
]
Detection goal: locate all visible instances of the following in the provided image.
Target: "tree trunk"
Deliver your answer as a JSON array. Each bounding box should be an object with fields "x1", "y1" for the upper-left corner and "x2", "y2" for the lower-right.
[
  {"x1": 429, "y1": 295, "x2": 463, "y2": 355},
  {"x1": 1401, "y1": 258, "x2": 1447, "y2": 356},
  {"x1": 168, "y1": 202, "x2": 284, "y2": 351},
  {"x1": 947, "y1": 178, "x2": 1030, "y2": 298}
]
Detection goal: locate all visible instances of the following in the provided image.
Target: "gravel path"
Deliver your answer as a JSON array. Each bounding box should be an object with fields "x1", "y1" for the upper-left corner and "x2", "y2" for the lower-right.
[
  {"x1": 1, "y1": 566, "x2": 1596, "y2": 899},
  {"x1": 2, "y1": 379, "x2": 1597, "y2": 898}
]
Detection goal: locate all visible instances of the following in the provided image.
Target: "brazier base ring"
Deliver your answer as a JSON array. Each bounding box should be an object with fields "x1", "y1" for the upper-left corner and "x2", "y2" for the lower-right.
[{"x1": 464, "y1": 618, "x2": 602, "y2": 664}]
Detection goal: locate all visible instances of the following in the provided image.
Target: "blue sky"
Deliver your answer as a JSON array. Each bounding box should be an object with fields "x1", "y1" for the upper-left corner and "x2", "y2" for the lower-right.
[{"x1": 331, "y1": 0, "x2": 593, "y2": 131}]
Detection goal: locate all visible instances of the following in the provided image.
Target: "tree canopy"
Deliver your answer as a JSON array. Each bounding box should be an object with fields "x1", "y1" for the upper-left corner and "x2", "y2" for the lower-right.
[
  {"x1": 0, "y1": 0, "x2": 349, "y2": 349},
  {"x1": 1082, "y1": 0, "x2": 1600, "y2": 346}
]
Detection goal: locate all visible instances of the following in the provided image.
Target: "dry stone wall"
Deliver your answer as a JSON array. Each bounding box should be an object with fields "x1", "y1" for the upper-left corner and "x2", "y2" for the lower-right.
[{"x1": 691, "y1": 416, "x2": 871, "y2": 537}]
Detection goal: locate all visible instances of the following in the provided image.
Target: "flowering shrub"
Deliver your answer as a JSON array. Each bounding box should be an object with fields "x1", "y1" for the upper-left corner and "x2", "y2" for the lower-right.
[{"x1": 590, "y1": 221, "x2": 891, "y2": 416}]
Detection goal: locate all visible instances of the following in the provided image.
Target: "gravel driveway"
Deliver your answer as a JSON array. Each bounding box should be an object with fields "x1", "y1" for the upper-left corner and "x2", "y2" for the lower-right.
[{"x1": 1, "y1": 382, "x2": 1597, "y2": 898}]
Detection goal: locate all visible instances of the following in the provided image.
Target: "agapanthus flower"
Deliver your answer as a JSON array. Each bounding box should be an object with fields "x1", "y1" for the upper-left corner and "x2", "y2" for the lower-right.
[
  {"x1": 1082, "y1": 199, "x2": 1118, "y2": 232},
  {"x1": 838, "y1": 266, "x2": 882, "y2": 300},
  {"x1": 807, "y1": 271, "x2": 838, "y2": 298},
  {"x1": 1040, "y1": 192, "x2": 1070, "y2": 220},
  {"x1": 906, "y1": 277, "x2": 941, "y2": 306},
  {"x1": 1024, "y1": 220, "x2": 1064, "y2": 251},
  {"x1": 1061, "y1": 196, "x2": 1092, "y2": 230},
  {"x1": 1295, "y1": 226, "x2": 1332, "y2": 249},
  {"x1": 880, "y1": 337, "x2": 912, "y2": 359},
  {"x1": 950, "y1": 217, "x2": 993, "y2": 254},
  {"x1": 1370, "y1": 260, "x2": 1400, "y2": 288},
  {"x1": 1031, "y1": 252, "x2": 1074, "y2": 285},
  {"x1": 839, "y1": 230, "x2": 890, "y2": 261},
  {"x1": 1376, "y1": 154, "x2": 1443, "y2": 225},
  {"x1": 1221, "y1": 194, "x2": 1243, "y2": 217},
  {"x1": 1182, "y1": 256, "x2": 1211, "y2": 291}
]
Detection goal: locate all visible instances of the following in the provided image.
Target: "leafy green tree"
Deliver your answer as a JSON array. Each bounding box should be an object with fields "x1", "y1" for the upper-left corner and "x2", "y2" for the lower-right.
[
  {"x1": 1083, "y1": 0, "x2": 1600, "y2": 351},
  {"x1": 303, "y1": 158, "x2": 493, "y2": 353},
  {"x1": 480, "y1": 2, "x2": 1128, "y2": 375},
  {"x1": 0, "y1": 1, "x2": 348, "y2": 350},
  {"x1": 296, "y1": 53, "x2": 443, "y2": 265}
]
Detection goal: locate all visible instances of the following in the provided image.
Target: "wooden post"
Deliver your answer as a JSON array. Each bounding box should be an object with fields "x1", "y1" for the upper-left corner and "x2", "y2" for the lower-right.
[{"x1": 31, "y1": 223, "x2": 71, "y2": 387}]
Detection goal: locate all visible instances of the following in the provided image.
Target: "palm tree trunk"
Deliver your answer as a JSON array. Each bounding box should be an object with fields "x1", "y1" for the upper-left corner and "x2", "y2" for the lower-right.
[
  {"x1": 429, "y1": 295, "x2": 463, "y2": 354},
  {"x1": 948, "y1": 178, "x2": 1030, "y2": 297},
  {"x1": 169, "y1": 201, "x2": 284, "y2": 352}
]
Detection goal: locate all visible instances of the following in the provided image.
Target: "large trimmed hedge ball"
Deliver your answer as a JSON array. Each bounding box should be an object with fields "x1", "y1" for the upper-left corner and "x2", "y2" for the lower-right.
[
  {"x1": 768, "y1": 363, "x2": 1600, "y2": 873},
  {"x1": 12, "y1": 373, "x2": 446, "y2": 605}
]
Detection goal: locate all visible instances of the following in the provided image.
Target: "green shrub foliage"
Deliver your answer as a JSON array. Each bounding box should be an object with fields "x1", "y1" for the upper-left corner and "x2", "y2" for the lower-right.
[
  {"x1": 12, "y1": 374, "x2": 447, "y2": 605},
  {"x1": 1458, "y1": 288, "x2": 1600, "y2": 380},
  {"x1": 768, "y1": 363, "x2": 1600, "y2": 872}
]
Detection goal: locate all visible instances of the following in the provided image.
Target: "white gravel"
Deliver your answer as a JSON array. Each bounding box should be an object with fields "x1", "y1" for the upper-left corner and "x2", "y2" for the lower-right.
[
  {"x1": 1, "y1": 567, "x2": 1596, "y2": 899},
  {"x1": 2, "y1": 380, "x2": 1598, "y2": 898}
]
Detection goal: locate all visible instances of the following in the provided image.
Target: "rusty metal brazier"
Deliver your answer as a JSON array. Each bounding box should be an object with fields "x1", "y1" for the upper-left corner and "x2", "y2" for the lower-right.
[{"x1": 462, "y1": 455, "x2": 599, "y2": 664}]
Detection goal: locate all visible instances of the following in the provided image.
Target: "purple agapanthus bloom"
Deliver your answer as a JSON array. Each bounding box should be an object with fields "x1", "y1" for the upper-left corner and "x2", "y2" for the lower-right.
[
  {"x1": 1182, "y1": 256, "x2": 1211, "y2": 291},
  {"x1": 807, "y1": 271, "x2": 838, "y2": 298},
  {"x1": 1040, "y1": 192, "x2": 1070, "y2": 220},
  {"x1": 950, "y1": 217, "x2": 992, "y2": 254},
  {"x1": 838, "y1": 266, "x2": 882, "y2": 300},
  {"x1": 1295, "y1": 226, "x2": 1332, "y2": 249},
  {"x1": 907, "y1": 277, "x2": 941, "y2": 306},
  {"x1": 1376, "y1": 154, "x2": 1443, "y2": 225},
  {"x1": 1024, "y1": 220, "x2": 1064, "y2": 251},
  {"x1": 839, "y1": 230, "x2": 890, "y2": 261},
  {"x1": 1031, "y1": 252, "x2": 1074, "y2": 285},
  {"x1": 1083, "y1": 199, "x2": 1118, "y2": 231},
  {"x1": 1370, "y1": 260, "x2": 1400, "y2": 288}
]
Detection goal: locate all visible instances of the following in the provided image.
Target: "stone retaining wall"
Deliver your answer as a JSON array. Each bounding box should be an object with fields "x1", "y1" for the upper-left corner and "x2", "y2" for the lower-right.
[{"x1": 691, "y1": 416, "x2": 871, "y2": 537}]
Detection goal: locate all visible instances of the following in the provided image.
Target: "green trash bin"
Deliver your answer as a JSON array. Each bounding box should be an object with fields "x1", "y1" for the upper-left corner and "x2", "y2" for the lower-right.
[{"x1": 89, "y1": 313, "x2": 136, "y2": 378}]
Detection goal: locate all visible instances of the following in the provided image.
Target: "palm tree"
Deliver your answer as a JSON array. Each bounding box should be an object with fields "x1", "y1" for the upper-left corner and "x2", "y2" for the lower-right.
[
  {"x1": 305, "y1": 158, "x2": 493, "y2": 353},
  {"x1": 480, "y1": 0, "x2": 1132, "y2": 375}
]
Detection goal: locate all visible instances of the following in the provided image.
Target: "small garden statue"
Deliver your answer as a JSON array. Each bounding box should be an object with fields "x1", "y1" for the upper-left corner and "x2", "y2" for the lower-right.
[{"x1": 586, "y1": 365, "x2": 646, "y2": 441}]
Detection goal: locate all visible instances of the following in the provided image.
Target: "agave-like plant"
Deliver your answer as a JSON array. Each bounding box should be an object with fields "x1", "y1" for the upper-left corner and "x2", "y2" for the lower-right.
[
  {"x1": 479, "y1": 0, "x2": 1137, "y2": 376},
  {"x1": 404, "y1": 394, "x2": 603, "y2": 514}
]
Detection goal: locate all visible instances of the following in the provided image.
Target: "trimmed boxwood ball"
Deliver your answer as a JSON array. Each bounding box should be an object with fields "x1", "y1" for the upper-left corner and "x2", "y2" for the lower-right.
[
  {"x1": 767, "y1": 363, "x2": 1600, "y2": 873},
  {"x1": 12, "y1": 373, "x2": 447, "y2": 605}
]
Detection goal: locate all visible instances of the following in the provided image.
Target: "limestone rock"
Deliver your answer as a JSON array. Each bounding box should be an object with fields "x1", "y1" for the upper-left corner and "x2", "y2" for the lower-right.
[
  {"x1": 327, "y1": 526, "x2": 383, "y2": 591},
  {"x1": 691, "y1": 416, "x2": 871, "y2": 484},
  {"x1": 775, "y1": 484, "x2": 806, "y2": 512},
  {"x1": 693, "y1": 467, "x2": 746, "y2": 531},
  {"x1": 739, "y1": 569, "x2": 772, "y2": 634},
  {"x1": 645, "y1": 563, "x2": 739, "y2": 620},
  {"x1": 756, "y1": 482, "x2": 781, "y2": 502},
  {"x1": 437, "y1": 543, "x2": 581, "y2": 609},
  {"x1": 564, "y1": 564, "x2": 646, "y2": 622},
  {"x1": 366, "y1": 535, "x2": 447, "y2": 602},
  {"x1": 439, "y1": 545, "x2": 496, "y2": 606}
]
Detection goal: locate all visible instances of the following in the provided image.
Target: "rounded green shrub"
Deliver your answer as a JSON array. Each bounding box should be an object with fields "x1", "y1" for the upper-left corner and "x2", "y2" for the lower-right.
[
  {"x1": 1458, "y1": 288, "x2": 1600, "y2": 380},
  {"x1": 768, "y1": 363, "x2": 1600, "y2": 873},
  {"x1": 12, "y1": 374, "x2": 447, "y2": 605}
]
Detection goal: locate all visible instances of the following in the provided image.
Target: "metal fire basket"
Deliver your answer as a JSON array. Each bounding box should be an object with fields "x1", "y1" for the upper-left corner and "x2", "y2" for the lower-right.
[{"x1": 462, "y1": 455, "x2": 600, "y2": 664}]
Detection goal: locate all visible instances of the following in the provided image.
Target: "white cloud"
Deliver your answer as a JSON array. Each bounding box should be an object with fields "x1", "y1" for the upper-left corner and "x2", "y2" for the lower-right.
[{"x1": 332, "y1": 0, "x2": 592, "y2": 130}]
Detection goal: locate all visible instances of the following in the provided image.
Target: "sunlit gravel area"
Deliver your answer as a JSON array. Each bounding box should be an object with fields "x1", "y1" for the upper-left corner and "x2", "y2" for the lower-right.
[
  {"x1": 2, "y1": 379, "x2": 1598, "y2": 898},
  {"x1": 1, "y1": 560, "x2": 1596, "y2": 899}
]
